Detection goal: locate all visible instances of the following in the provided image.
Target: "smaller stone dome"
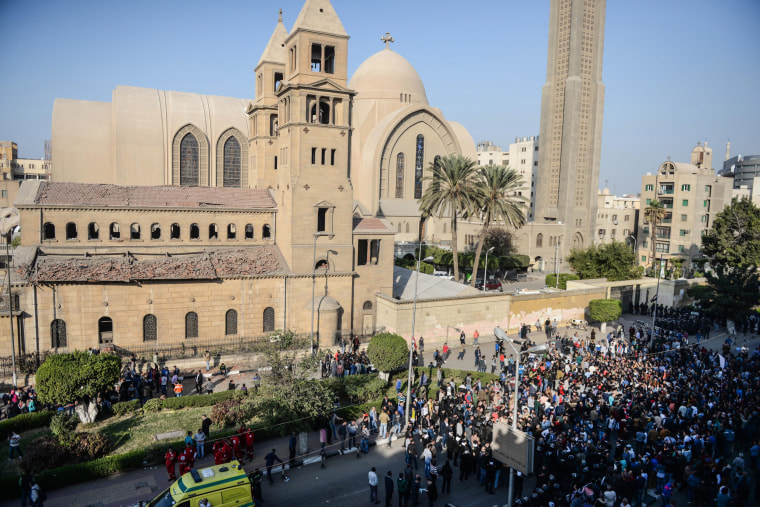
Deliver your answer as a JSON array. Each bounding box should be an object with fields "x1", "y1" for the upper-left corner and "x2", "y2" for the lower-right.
[{"x1": 349, "y1": 49, "x2": 428, "y2": 105}]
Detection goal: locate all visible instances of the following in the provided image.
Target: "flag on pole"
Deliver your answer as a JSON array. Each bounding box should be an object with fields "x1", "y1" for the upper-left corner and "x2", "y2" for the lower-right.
[
  {"x1": 650, "y1": 295, "x2": 658, "y2": 303},
  {"x1": 718, "y1": 354, "x2": 726, "y2": 369}
]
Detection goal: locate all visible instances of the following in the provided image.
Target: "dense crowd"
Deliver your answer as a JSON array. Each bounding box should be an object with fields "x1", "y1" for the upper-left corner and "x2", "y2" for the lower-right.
[{"x1": 355, "y1": 311, "x2": 759, "y2": 506}]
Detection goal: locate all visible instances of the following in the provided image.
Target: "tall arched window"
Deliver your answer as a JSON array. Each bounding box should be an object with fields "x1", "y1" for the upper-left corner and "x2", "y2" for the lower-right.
[
  {"x1": 395, "y1": 153, "x2": 405, "y2": 198},
  {"x1": 414, "y1": 135, "x2": 424, "y2": 199},
  {"x1": 88, "y1": 222, "x2": 100, "y2": 240},
  {"x1": 43, "y1": 222, "x2": 55, "y2": 240},
  {"x1": 66, "y1": 222, "x2": 77, "y2": 240},
  {"x1": 98, "y1": 317, "x2": 113, "y2": 344},
  {"x1": 143, "y1": 314, "x2": 157, "y2": 341},
  {"x1": 262, "y1": 224, "x2": 271, "y2": 239},
  {"x1": 225, "y1": 309, "x2": 238, "y2": 336},
  {"x1": 223, "y1": 137, "x2": 241, "y2": 187},
  {"x1": 536, "y1": 233, "x2": 543, "y2": 248},
  {"x1": 245, "y1": 224, "x2": 254, "y2": 239},
  {"x1": 51, "y1": 319, "x2": 67, "y2": 348},
  {"x1": 185, "y1": 312, "x2": 198, "y2": 339},
  {"x1": 130, "y1": 223, "x2": 141, "y2": 240},
  {"x1": 151, "y1": 223, "x2": 161, "y2": 240},
  {"x1": 263, "y1": 307, "x2": 275, "y2": 332},
  {"x1": 180, "y1": 133, "x2": 200, "y2": 186},
  {"x1": 190, "y1": 223, "x2": 200, "y2": 239}
]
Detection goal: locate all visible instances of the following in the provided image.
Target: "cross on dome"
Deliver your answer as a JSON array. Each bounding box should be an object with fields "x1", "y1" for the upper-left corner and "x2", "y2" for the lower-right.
[{"x1": 381, "y1": 32, "x2": 394, "y2": 49}]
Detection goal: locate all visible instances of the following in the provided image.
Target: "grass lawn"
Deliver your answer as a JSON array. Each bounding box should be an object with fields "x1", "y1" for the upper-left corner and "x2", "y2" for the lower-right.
[{"x1": 88, "y1": 406, "x2": 212, "y2": 455}]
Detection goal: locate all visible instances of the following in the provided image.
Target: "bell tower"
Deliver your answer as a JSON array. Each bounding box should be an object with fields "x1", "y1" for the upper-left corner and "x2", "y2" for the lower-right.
[{"x1": 275, "y1": 0, "x2": 354, "y2": 274}]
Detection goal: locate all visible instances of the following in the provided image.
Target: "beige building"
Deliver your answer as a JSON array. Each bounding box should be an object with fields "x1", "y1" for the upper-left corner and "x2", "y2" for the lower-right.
[
  {"x1": 594, "y1": 189, "x2": 639, "y2": 246},
  {"x1": 637, "y1": 143, "x2": 733, "y2": 274},
  {"x1": 0, "y1": 141, "x2": 51, "y2": 208},
  {"x1": 530, "y1": 0, "x2": 606, "y2": 268}
]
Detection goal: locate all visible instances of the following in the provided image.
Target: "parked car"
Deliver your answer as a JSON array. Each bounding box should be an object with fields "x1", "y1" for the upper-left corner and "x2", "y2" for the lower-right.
[{"x1": 475, "y1": 278, "x2": 503, "y2": 291}]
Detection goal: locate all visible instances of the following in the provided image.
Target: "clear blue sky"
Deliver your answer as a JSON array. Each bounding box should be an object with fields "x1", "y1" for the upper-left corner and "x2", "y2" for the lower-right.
[{"x1": 1, "y1": 0, "x2": 758, "y2": 194}]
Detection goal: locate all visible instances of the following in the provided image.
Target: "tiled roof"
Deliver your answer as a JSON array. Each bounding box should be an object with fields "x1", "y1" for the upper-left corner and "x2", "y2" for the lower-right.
[
  {"x1": 352, "y1": 217, "x2": 395, "y2": 234},
  {"x1": 18, "y1": 247, "x2": 285, "y2": 283},
  {"x1": 32, "y1": 182, "x2": 276, "y2": 209}
]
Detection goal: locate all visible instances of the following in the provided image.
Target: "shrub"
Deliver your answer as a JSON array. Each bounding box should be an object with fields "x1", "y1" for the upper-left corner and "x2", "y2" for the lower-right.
[
  {"x1": 20, "y1": 435, "x2": 70, "y2": 474},
  {"x1": 69, "y1": 432, "x2": 111, "y2": 461},
  {"x1": 366, "y1": 332, "x2": 409, "y2": 373},
  {"x1": 210, "y1": 397, "x2": 245, "y2": 427},
  {"x1": 0, "y1": 411, "x2": 54, "y2": 440},
  {"x1": 545, "y1": 273, "x2": 580, "y2": 290},
  {"x1": 142, "y1": 390, "x2": 243, "y2": 413},
  {"x1": 499, "y1": 254, "x2": 530, "y2": 269},
  {"x1": 588, "y1": 299, "x2": 622, "y2": 323},
  {"x1": 142, "y1": 398, "x2": 163, "y2": 413},
  {"x1": 50, "y1": 412, "x2": 78, "y2": 441},
  {"x1": 112, "y1": 399, "x2": 142, "y2": 416}
]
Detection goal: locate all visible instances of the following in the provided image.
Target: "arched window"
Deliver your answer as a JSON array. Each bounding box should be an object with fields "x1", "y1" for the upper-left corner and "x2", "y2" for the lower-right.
[
  {"x1": 414, "y1": 135, "x2": 424, "y2": 199},
  {"x1": 185, "y1": 312, "x2": 198, "y2": 339},
  {"x1": 51, "y1": 319, "x2": 67, "y2": 348},
  {"x1": 151, "y1": 223, "x2": 161, "y2": 240},
  {"x1": 405, "y1": 223, "x2": 410, "y2": 234},
  {"x1": 109, "y1": 223, "x2": 120, "y2": 240},
  {"x1": 536, "y1": 233, "x2": 543, "y2": 248},
  {"x1": 310, "y1": 100, "x2": 330, "y2": 125},
  {"x1": 130, "y1": 223, "x2": 141, "y2": 240},
  {"x1": 143, "y1": 314, "x2": 157, "y2": 342},
  {"x1": 262, "y1": 224, "x2": 271, "y2": 239},
  {"x1": 170, "y1": 223, "x2": 181, "y2": 239},
  {"x1": 397, "y1": 223, "x2": 401, "y2": 233},
  {"x1": 98, "y1": 317, "x2": 113, "y2": 344},
  {"x1": 225, "y1": 309, "x2": 238, "y2": 336},
  {"x1": 209, "y1": 223, "x2": 218, "y2": 240},
  {"x1": 222, "y1": 137, "x2": 241, "y2": 187},
  {"x1": 190, "y1": 223, "x2": 200, "y2": 239},
  {"x1": 263, "y1": 307, "x2": 275, "y2": 332},
  {"x1": 66, "y1": 222, "x2": 77, "y2": 240},
  {"x1": 443, "y1": 222, "x2": 448, "y2": 234},
  {"x1": 395, "y1": 153, "x2": 405, "y2": 198},
  {"x1": 88, "y1": 222, "x2": 99, "y2": 240},
  {"x1": 363, "y1": 301, "x2": 373, "y2": 311},
  {"x1": 245, "y1": 224, "x2": 254, "y2": 239},
  {"x1": 43, "y1": 222, "x2": 55, "y2": 240},
  {"x1": 227, "y1": 224, "x2": 236, "y2": 239},
  {"x1": 180, "y1": 133, "x2": 200, "y2": 186}
]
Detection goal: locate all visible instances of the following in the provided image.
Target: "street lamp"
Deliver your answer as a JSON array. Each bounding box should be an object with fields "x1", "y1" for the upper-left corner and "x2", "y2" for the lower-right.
[
  {"x1": 311, "y1": 232, "x2": 333, "y2": 354},
  {"x1": 483, "y1": 246, "x2": 495, "y2": 293},
  {"x1": 495, "y1": 326, "x2": 547, "y2": 507},
  {"x1": 554, "y1": 235, "x2": 563, "y2": 289},
  {"x1": 0, "y1": 207, "x2": 19, "y2": 388},
  {"x1": 405, "y1": 247, "x2": 434, "y2": 427}
]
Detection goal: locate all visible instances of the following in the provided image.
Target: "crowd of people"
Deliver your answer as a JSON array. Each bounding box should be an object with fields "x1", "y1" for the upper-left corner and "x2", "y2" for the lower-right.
[{"x1": 354, "y1": 310, "x2": 759, "y2": 506}]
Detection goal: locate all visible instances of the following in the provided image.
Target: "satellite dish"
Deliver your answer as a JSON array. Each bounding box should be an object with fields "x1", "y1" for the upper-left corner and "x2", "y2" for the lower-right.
[{"x1": 494, "y1": 326, "x2": 508, "y2": 342}]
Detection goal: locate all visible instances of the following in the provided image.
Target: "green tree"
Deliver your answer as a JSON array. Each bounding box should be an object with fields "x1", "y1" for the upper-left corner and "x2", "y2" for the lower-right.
[
  {"x1": 703, "y1": 264, "x2": 760, "y2": 323},
  {"x1": 701, "y1": 198, "x2": 760, "y2": 267},
  {"x1": 545, "y1": 273, "x2": 580, "y2": 290},
  {"x1": 566, "y1": 241, "x2": 643, "y2": 281},
  {"x1": 419, "y1": 155, "x2": 485, "y2": 282},
  {"x1": 36, "y1": 351, "x2": 121, "y2": 405},
  {"x1": 366, "y1": 332, "x2": 409, "y2": 373},
  {"x1": 469, "y1": 165, "x2": 527, "y2": 287},
  {"x1": 484, "y1": 227, "x2": 516, "y2": 256},
  {"x1": 588, "y1": 299, "x2": 622, "y2": 323}
]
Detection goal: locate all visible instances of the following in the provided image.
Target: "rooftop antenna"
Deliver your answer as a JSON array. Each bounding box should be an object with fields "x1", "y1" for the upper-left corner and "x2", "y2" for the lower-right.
[{"x1": 725, "y1": 139, "x2": 731, "y2": 161}]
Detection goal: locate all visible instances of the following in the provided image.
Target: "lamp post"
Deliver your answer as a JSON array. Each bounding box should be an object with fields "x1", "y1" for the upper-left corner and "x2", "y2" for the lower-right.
[
  {"x1": 0, "y1": 207, "x2": 19, "y2": 388},
  {"x1": 554, "y1": 235, "x2": 563, "y2": 289},
  {"x1": 405, "y1": 246, "x2": 434, "y2": 427},
  {"x1": 311, "y1": 232, "x2": 332, "y2": 354},
  {"x1": 628, "y1": 234, "x2": 637, "y2": 265},
  {"x1": 483, "y1": 246, "x2": 495, "y2": 292}
]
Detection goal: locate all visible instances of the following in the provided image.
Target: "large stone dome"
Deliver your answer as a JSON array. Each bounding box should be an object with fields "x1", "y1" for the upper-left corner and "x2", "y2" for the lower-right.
[{"x1": 349, "y1": 49, "x2": 428, "y2": 105}]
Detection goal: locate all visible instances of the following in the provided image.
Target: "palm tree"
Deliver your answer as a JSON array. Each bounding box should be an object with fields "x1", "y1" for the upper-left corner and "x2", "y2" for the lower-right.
[
  {"x1": 644, "y1": 199, "x2": 666, "y2": 276},
  {"x1": 469, "y1": 165, "x2": 528, "y2": 287},
  {"x1": 419, "y1": 155, "x2": 484, "y2": 282}
]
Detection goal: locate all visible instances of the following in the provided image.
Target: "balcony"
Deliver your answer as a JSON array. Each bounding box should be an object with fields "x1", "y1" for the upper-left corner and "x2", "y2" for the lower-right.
[{"x1": 661, "y1": 218, "x2": 672, "y2": 224}]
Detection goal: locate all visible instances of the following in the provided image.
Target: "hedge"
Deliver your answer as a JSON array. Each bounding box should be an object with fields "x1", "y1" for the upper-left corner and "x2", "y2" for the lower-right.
[
  {"x1": 0, "y1": 411, "x2": 55, "y2": 441},
  {"x1": 545, "y1": 273, "x2": 580, "y2": 290},
  {"x1": 588, "y1": 298, "x2": 622, "y2": 323},
  {"x1": 139, "y1": 390, "x2": 245, "y2": 414},
  {"x1": 0, "y1": 448, "x2": 146, "y2": 499},
  {"x1": 111, "y1": 399, "x2": 142, "y2": 416}
]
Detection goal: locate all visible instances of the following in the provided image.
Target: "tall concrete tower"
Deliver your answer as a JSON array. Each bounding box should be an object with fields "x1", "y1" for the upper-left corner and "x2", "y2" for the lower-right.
[{"x1": 534, "y1": 0, "x2": 606, "y2": 252}]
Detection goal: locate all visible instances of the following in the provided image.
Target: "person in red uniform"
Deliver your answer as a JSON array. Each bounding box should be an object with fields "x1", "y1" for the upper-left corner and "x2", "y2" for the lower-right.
[
  {"x1": 214, "y1": 441, "x2": 226, "y2": 465},
  {"x1": 184, "y1": 444, "x2": 196, "y2": 470},
  {"x1": 165, "y1": 447, "x2": 178, "y2": 480},
  {"x1": 231, "y1": 434, "x2": 243, "y2": 461},
  {"x1": 244, "y1": 427, "x2": 255, "y2": 460},
  {"x1": 177, "y1": 447, "x2": 189, "y2": 476},
  {"x1": 221, "y1": 439, "x2": 233, "y2": 463}
]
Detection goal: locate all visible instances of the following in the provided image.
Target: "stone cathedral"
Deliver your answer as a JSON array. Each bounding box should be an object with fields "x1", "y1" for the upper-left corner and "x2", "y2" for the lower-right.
[{"x1": 3, "y1": 0, "x2": 477, "y2": 355}]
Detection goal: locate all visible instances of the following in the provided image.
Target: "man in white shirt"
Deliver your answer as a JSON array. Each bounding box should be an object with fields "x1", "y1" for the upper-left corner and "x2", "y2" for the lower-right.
[{"x1": 368, "y1": 467, "x2": 379, "y2": 504}]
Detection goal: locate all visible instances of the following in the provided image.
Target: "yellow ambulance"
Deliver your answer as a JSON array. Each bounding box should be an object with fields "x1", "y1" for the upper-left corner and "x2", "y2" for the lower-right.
[{"x1": 146, "y1": 461, "x2": 255, "y2": 507}]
